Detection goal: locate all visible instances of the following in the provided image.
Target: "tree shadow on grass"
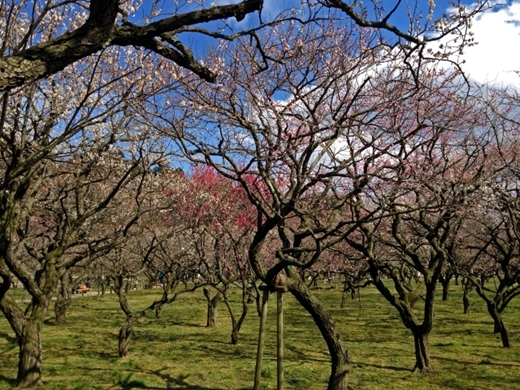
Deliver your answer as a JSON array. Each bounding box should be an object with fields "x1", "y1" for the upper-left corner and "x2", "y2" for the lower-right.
[
  {"x1": 352, "y1": 361, "x2": 412, "y2": 373},
  {"x1": 169, "y1": 320, "x2": 206, "y2": 328},
  {"x1": 285, "y1": 344, "x2": 329, "y2": 364},
  {"x1": 0, "y1": 331, "x2": 17, "y2": 344},
  {"x1": 116, "y1": 372, "x2": 163, "y2": 390},
  {"x1": 191, "y1": 344, "x2": 254, "y2": 360},
  {"x1": 152, "y1": 371, "x2": 250, "y2": 390},
  {"x1": 0, "y1": 374, "x2": 16, "y2": 387},
  {"x1": 435, "y1": 355, "x2": 520, "y2": 367}
]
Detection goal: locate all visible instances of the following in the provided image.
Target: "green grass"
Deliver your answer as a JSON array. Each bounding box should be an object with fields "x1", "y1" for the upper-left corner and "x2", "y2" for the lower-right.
[{"x1": 0, "y1": 283, "x2": 519, "y2": 389}]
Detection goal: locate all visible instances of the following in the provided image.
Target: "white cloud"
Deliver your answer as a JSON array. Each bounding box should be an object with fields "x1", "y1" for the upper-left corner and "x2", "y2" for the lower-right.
[{"x1": 453, "y1": 1, "x2": 520, "y2": 86}]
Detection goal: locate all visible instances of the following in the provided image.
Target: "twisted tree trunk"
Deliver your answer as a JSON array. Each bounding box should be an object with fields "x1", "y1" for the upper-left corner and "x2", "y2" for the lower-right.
[
  {"x1": 488, "y1": 303, "x2": 511, "y2": 348},
  {"x1": 118, "y1": 320, "x2": 134, "y2": 358},
  {"x1": 288, "y1": 275, "x2": 349, "y2": 390},
  {"x1": 411, "y1": 327, "x2": 433, "y2": 373}
]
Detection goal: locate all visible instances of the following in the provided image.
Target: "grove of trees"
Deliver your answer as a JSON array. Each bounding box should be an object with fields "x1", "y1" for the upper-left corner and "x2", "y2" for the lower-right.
[{"x1": 2, "y1": 1, "x2": 519, "y2": 389}]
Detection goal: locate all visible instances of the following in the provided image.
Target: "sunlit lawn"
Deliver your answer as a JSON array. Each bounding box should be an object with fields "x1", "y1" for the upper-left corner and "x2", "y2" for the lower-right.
[{"x1": 0, "y1": 282, "x2": 519, "y2": 389}]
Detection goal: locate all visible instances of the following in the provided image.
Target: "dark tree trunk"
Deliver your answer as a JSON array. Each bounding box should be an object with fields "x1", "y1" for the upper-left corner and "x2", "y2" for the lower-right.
[
  {"x1": 488, "y1": 304, "x2": 511, "y2": 348},
  {"x1": 254, "y1": 285, "x2": 262, "y2": 317},
  {"x1": 246, "y1": 284, "x2": 255, "y2": 304},
  {"x1": 54, "y1": 274, "x2": 72, "y2": 325},
  {"x1": 0, "y1": 261, "x2": 57, "y2": 388},
  {"x1": 340, "y1": 289, "x2": 347, "y2": 309},
  {"x1": 441, "y1": 279, "x2": 450, "y2": 301},
  {"x1": 0, "y1": 299, "x2": 47, "y2": 388},
  {"x1": 54, "y1": 297, "x2": 70, "y2": 326},
  {"x1": 369, "y1": 263, "x2": 436, "y2": 375},
  {"x1": 288, "y1": 278, "x2": 349, "y2": 390},
  {"x1": 203, "y1": 287, "x2": 222, "y2": 327},
  {"x1": 411, "y1": 327, "x2": 433, "y2": 373},
  {"x1": 15, "y1": 297, "x2": 52, "y2": 389},
  {"x1": 0, "y1": 268, "x2": 12, "y2": 305},
  {"x1": 206, "y1": 296, "x2": 220, "y2": 327},
  {"x1": 115, "y1": 276, "x2": 134, "y2": 358},
  {"x1": 0, "y1": 294, "x2": 24, "y2": 342},
  {"x1": 226, "y1": 296, "x2": 248, "y2": 345},
  {"x1": 231, "y1": 327, "x2": 240, "y2": 345},
  {"x1": 229, "y1": 310, "x2": 244, "y2": 344},
  {"x1": 340, "y1": 285, "x2": 357, "y2": 309},
  {"x1": 17, "y1": 319, "x2": 44, "y2": 388},
  {"x1": 462, "y1": 279, "x2": 472, "y2": 314},
  {"x1": 118, "y1": 321, "x2": 133, "y2": 358},
  {"x1": 155, "y1": 305, "x2": 162, "y2": 319},
  {"x1": 98, "y1": 278, "x2": 107, "y2": 296}
]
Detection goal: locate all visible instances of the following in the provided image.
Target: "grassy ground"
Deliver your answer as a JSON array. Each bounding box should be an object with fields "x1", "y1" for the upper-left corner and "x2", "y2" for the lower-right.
[{"x1": 0, "y1": 283, "x2": 519, "y2": 390}]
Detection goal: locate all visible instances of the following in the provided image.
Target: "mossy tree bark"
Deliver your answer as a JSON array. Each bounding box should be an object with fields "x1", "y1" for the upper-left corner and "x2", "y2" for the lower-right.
[
  {"x1": 204, "y1": 287, "x2": 222, "y2": 327},
  {"x1": 0, "y1": 292, "x2": 49, "y2": 387},
  {"x1": 0, "y1": 268, "x2": 24, "y2": 342},
  {"x1": 54, "y1": 272, "x2": 72, "y2": 325},
  {"x1": 0, "y1": 257, "x2": 58, "y2": 388},
  {"x1": 118, "y1": 320, "x2": 134, "y2": 358},
  {"x1": 17, "y1": 312, "x2": 46, "y2": 387}
]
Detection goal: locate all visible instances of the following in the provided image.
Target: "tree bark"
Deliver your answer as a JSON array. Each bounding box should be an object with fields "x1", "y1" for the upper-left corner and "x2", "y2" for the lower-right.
[
  {"x1": 411, "y1": 327, "x2": 433, "y2": 373},
  {"x1": 441, "y1": 279, "x2": 450, "y2": 301},
  {"x1": 488, "y1": 304, "x2": 511, "y2": 348},
  {"x1": 54, "y1": 296, "x2": 70, "y2": 326},
  {"x1": 16, "y1": 301, "x2": 50, "y2": 389},
  {"x1": 118, "y1": 321, "x2": 133, "y2": 358},
  {"x1": 231, "y1": 327, "x2": 240, "y2": 345},
  {"x1": 98, "y1": 277, "x2": 108, "y2": 296},
  {"x1": 288, "y1": 277, "x2": 349, "y2": 390},
  {"x1": 0, "y1": 297, "x2": 50, "y2": 388},
  {"x1": 204, "y1": 287, "x2": 222, "y2": 327},
  {"x1": 226, "y1": 297, "x2": 248, "y2": 345},
  {"x1": 0, "y1": 293, "x2": 24, "y2": 342},
  {"x1": 155, "y1": 305, "x2": 163, "y2": 319},
  {"x1": 0, "y1": 0, "x2": 264, "y2": 92},
  {"x1": 369, "y1": 263, "x2": 436, "y2": 375},
  {"x1": 17, "y1": 320, "x2": 44, "y2": 387},
  {"x1": 54, "y1": 274, "x2": 72, "y2": 325},
  {"x1": 462, "y1": 279, "x2": 472, "y2": 314},
  {"x1": 0, "y1": 276, "x2": 54, "y2": 388}
]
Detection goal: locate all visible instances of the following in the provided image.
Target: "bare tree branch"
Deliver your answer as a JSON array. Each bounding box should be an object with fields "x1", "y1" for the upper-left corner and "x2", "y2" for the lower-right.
[{"x1": 0, "y1": 0, "x2": 263, "y2": 90}]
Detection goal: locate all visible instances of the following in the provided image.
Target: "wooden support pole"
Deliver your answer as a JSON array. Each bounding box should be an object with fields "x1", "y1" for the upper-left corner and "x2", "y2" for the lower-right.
[
  {"x1": 276, "y1": 287, "x2": 287, "y2": 390},
  {"x1": 254, "y1": 287, "x2": 270, "y2": 390}
]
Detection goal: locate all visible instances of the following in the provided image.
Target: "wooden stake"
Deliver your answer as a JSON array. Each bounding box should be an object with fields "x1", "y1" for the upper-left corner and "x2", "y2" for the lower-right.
[
  {"x1": 253, "y1": 287, "x2": 270, "y2": 390},
  {"x1": 277, "y1": 288, "x2": 285, "y2": 390}
]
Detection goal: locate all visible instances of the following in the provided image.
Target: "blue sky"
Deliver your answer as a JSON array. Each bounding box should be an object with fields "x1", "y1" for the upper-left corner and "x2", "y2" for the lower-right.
[
  {"x1": 129, "y1": 0, "x2": 520, "y2": 87},
  {"x1": 219, "y1": 0, "x2": 520, "y2": 87}
]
